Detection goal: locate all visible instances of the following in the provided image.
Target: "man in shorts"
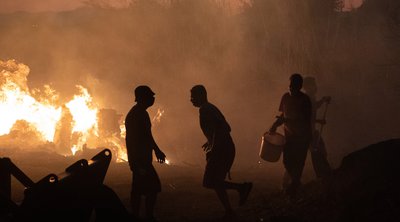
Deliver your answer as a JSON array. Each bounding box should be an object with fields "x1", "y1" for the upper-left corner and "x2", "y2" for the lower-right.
[
  {"x1": 190, "y1": 85, "x2": 252, "y2": 219},
  {"x1": 125, "y1": 85, "x2": 166, "y2": 221}
]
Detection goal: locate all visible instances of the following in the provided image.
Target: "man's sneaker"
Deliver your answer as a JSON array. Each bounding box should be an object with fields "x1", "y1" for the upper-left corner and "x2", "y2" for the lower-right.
[{"x1": 239, "y1": 182, "x2": 253, "y2": 206}]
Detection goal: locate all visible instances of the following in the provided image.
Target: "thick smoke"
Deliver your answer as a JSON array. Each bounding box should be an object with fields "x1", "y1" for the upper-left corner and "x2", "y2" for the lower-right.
[{"x1": 0, "y1": 0, "x2": 399, "y2": 169}]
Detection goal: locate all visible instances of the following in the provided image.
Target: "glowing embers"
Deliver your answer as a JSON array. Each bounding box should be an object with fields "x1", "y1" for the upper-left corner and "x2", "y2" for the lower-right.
[{"x1": 152, "y1": 108, "x2": 164, "y2": 123}]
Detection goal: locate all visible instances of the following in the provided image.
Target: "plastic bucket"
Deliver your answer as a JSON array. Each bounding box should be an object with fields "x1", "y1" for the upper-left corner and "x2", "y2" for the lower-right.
[{"x1": 259, "y1": 132, "x2": 285, "y2": 162}]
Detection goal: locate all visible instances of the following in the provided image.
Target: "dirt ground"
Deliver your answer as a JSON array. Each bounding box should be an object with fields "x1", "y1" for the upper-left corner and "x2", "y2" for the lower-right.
[
  {"x1": 6, "y1": 140, "x2": 400, "y2": 222},
  {"x1": 8, "y1": 151, "x2": 319, "y2": 222},
  {"x1": 108, "y1": 163, "x2": 282, "y2": 222}
]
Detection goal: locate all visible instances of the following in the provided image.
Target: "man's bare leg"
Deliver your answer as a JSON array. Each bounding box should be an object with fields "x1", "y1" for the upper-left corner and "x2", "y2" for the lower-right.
[
  {"x1": 145, "y1": 193, "x2": 158, "y2": 221},
  {"x1": 131, "y1": 193, "x2": 141, "y2": 218},
  {"x1": 215, "y1": 188, "x2": 234, "y2": 216}
]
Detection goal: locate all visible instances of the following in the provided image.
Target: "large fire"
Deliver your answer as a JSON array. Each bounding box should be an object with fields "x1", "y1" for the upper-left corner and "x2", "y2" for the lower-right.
[
  {"x1": 0, "y1": 59, "x2": 127, "y2": 161},
  {"x1": 0, "y1": 61, "x2": 61, "y2": 141}
]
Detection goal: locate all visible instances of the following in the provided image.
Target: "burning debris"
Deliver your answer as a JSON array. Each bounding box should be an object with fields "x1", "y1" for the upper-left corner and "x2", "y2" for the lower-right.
[{"x1": 0, "y1": 59, "x2": 127, "y2": 162}]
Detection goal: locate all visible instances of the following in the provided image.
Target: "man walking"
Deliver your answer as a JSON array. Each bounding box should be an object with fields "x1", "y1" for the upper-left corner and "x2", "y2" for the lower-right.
[
  {"x1": 268, "y1": 74, "x2": 312, "y2": 197},
  {"x1": 190, "y1": 85, "x2": 252, "y2": 219}
]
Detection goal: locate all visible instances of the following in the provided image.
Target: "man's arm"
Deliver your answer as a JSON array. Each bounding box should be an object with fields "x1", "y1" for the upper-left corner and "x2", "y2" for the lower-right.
[
  {"x1": 125, "y1": 114, "x2": 145, "y2": 170},
  {"x1": 268, "y1": 94, "x2": 286, "y2": 134},
  {"x1": 200, "y1": 106, "x2": 217, "y2": 152},
  {"x1": 268, "y1": 113, "x2": 284, "y2": 133},
  {"x1": 316, "y1": 96, "x2": 331, "y2": 109},
  {"x1": 150, "y1": 134, "x2": 166, "y2": 163}
]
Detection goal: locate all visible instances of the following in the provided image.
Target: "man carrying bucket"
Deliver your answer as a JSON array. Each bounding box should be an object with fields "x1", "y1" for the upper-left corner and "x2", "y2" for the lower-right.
[
  {"x1": 268, "y1": 74, "x2": 312, "y2": 198},
  {"x1": 190, "y1": 85, "x2": 253, "y2": 219}
]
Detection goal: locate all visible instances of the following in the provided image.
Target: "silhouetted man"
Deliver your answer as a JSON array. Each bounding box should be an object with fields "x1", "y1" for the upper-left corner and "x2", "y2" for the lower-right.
[
  {"x1": 268, "y1": 74, "x2": 312, "y2": 197},
  {"x1": 303, "y1": 77, "x2": 332, "y2": 178},
  {"x1": 190, "y1": 85, "x2": 252, "y2": 219},
  {"x1": 125, "y1": 85, "x2": 166, "y2": 221}
]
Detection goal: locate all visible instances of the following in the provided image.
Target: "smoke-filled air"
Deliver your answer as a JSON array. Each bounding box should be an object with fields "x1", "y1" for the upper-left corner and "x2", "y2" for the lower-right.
[{"x1": 1, "y1": 0, "x2": 399, "y2": 221}]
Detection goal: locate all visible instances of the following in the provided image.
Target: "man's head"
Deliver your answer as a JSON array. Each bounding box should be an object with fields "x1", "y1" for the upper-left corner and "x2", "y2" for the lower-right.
[
  {"x1": 190, "y1": 85, "x2": 207, "y2": 107},
  {"x1": 289, "y1": 73, "x2": 303, "y2": 95},
  {"x1": 303, "y1": 76, "x2": 317, "y2": 96},
  {"x1": 134, "y1": 85, "x2": 155, "y2": 108}
]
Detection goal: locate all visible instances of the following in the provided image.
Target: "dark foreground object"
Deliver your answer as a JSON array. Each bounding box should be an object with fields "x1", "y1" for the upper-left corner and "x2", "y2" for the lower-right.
[
  {"x1": 0, "y1": 149, "x2": 130, "y2": 222},
  {"x1": 262, "y1": 139, "x2": 400, "y2": 222}
]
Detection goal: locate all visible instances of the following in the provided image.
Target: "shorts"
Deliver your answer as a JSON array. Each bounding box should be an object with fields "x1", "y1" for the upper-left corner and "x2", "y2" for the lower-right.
[
  {"x1": 131, "y1": 165, "x2": 161, "y2": 195},
  {"x1": 203, "y1": 141, "x2": 235, "y2": 189}
]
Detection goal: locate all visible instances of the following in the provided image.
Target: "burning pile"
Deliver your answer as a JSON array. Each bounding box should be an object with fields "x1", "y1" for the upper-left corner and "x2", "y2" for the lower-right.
[{"x1": 0, "y1": 59, "x2": 127, "y2": 161}]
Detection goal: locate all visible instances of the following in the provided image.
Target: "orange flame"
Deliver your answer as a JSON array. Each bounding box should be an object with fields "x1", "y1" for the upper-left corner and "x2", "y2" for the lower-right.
[
  {"x1": 0, "y1": 59, "x2": 127, "y2": 161},
  {"x1": 152, "y1": 108, "x2": 164, "y2": 124},
  {"x1": 65, "y1": 85, "x2": 99, "y2": 154},
  {"x1": 0, "y1": 60, "x2": 62, "y2": 141}
]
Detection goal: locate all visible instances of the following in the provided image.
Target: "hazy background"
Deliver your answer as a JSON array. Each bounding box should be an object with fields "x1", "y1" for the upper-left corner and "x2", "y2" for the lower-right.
[{"x1": 0, "y1": 0, "x2": 399, "y2": 170}]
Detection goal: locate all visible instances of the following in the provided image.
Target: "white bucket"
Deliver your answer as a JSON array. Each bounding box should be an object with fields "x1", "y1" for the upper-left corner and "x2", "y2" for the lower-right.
[{"x1": 259, "y1": 132, "x2": 285, "y2": 162}]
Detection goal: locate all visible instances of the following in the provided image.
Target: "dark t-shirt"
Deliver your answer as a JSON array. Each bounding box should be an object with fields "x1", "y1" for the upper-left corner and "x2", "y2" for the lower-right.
[
  {"x1": 199, "y1": 103, "x2": 231, "y2": 142},
  {"x1": 279, "y1": 92, "x2": 312, "y2": 139},
  {"x1": 125, "y1": 105, "x2": 154, "y2": 168},
  {"x1": 199, "y1": 102, "x2": 235, "y2": 188}
]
